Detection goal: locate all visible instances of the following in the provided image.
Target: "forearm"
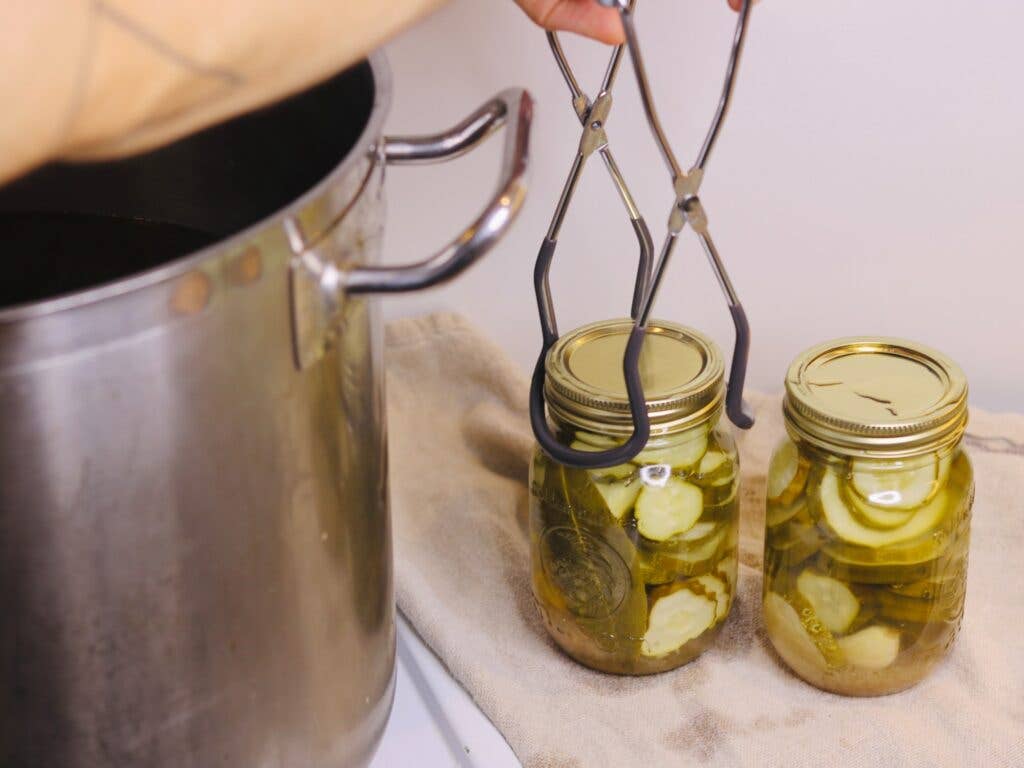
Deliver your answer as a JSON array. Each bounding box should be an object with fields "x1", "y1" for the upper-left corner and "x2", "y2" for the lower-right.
[{"x1": 0, "y1": 0, "x2": 447, "y2": 184}]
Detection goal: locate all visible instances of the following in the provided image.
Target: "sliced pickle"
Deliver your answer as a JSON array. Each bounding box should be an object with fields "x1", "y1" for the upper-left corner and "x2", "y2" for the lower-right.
[
  {"x1": 634, "y1": 426, "x2": 708, "y2": 469},
  {"x1": 641, "y1": 583, "x2": 717, "y2": 657},
  {"x1": 694, "y1": 573, "x2": 731, "y2": 622},
  {"x1": 638, "y1": 523, "x2": 728, "y2": 584},
  {"x1": 796, "y1": 569, "x2": 860, "y2": 634},
  {"x1": 574, "y1": 431, "x2": 619, "y2": 449},
  {"x1": 876, "y1": 591, "x2": 938, "y2": 625},
  {"x1": 763, "y1": 592, "x2": 844, "y2": 671},
  {"x1": 715, "y1": 553, "x2": 738, "y2": 588},
  {"x1": 635, "y1": 477, "x2": 704, "y2": 541},
  {"x1": 844, "y1": 599, "x2": 880, "y2": 635},
  {"x1": 679, "y1": 521, "x2": 718, "y2": 542},
  {"x1": 695, "y1": 447, "x2": 737, "y2": 489},
  {"x1": 592, "y1": 478, "x2": 642, "y2": 521},
  {"x1": 819, "y1": 470, "x2": 950, "y2": 548},
  {"x1": 845, "y1": 486, "x2": 915, "y2": 530},
  {"x1": 767, "y1": 440, "x2": 809, "y2": 504},
  {"x1": 570, "y1": 439, "x2": 634, "y2": 481},
  {"x1": 767, "y1": 497, "x2": 806, "y2": 528},
  {"x1": 878, "y1": 581, "x2": 964, "y2": 624},
  {"x1": 816, "y1": 551, "x2": 939, "y2": 586},
  {"x1": 850, "y1": 453, "x2": 951, "y2": 510},
  {"x1": 836, "y1": 625, "x2": 900, "y2": 670},
  {"x1": 698, "y1": 450, "x2": 728, "y2": 477},
  {"x1": 887, "y1": 566, "x2": 964, "y2": 600},
  {"x1": 766, "y1": 518, "x2": 822, "y2": 565}
]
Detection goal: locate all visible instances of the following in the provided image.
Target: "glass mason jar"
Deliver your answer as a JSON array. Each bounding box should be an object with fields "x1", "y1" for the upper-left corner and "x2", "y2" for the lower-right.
[
  {"x1": 763, "y1": 338, "x2": 973, "y2": 696},
  {"x1": 529, "y1": 319, "x2": 740, "y2": 675}
]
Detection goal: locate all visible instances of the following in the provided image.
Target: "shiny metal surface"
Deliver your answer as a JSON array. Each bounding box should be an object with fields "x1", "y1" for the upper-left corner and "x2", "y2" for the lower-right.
[
  {"x1": 528, "y1": 0, "x2": 655, "y2": 471},
  {"x1": 615, "y1": 0, "x2": 755, "y2": 429},
  {"x1": 544, "y1": 318, "x2": 725, "y2": 438},
  {"x1": 0, "y1": 53, "x2": 531, "y2": 767},
  {"x1": 784, "y1": 337, "x2": 969, "y2": 458}
]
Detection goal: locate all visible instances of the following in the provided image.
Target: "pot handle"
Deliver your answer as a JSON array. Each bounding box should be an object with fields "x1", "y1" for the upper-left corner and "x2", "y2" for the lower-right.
[
  {"x1": 347, "y1": 87, "x2": 531, "y2": 293},
  {"x1": 286, "y1": 88, "x2": 532, "y2": 368}
]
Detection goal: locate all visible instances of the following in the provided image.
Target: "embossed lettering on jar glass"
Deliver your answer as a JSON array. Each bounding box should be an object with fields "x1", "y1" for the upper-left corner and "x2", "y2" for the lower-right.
[
  {"x1": 529, "y1": 320, "x2": 740, "y2": 675},
  {"x1": 763, "y1": 338, "x2": 973, "y2": 696}
]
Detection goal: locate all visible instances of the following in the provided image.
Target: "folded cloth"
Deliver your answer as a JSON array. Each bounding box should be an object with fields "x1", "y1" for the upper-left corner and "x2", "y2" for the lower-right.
[{"x1": 385, "y1": 313, "x2": 1024, "y2": 768}]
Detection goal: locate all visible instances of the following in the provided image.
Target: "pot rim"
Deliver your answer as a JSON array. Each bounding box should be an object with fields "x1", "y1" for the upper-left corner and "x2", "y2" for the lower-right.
[{"x1": 0, "y1": 52, "x2": 392, "y2": 325}]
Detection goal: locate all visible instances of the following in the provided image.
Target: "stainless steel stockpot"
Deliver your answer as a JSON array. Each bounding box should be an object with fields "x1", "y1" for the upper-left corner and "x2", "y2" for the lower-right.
[{"x1": 0, "y1": 53, "x2": 531, "y2": 767}]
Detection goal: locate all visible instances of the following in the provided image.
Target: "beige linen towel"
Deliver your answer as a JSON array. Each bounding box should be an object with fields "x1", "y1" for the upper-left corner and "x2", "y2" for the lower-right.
[{"x1": 385, "y1": 313, "x2": 1024, "y2": 768}]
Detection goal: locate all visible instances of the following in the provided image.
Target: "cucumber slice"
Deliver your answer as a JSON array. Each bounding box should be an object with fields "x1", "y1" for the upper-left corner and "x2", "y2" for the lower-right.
[
  {"x1": 634, "y1": 426, "x2": 708, "y2": 469},
  {"x1": 715, "y1": 553, "x2": 738, "y2": 589},
  {"x1": 819, "y1": 470, "x2": 950, "y2": 548},
  {"x1": 641, "y1": 584, "x2": 717, "y2": 657},
  {"x1": 763, "y1": 592, "x2": 843, "y2": 672},
  {"x1": 817, "y1": 551, "x2": 939, "y2": 586},
  {"x1": 879, "y1": 580, "x2": 965, "y2": 624},
  {"x1": 796, "y1": 569, "x2": 860, "y2": 634},
  {"x1": 767, "y1": 519, "x2": 822, "y2": 565},
  {"x1": 698, "y1": 450, "x2": 728, "y2": 476},
  {"x1": 876, "y1": 591, "x2": 938, "y2": 624},
  {"x1": 574, "y1": 431, "x2": 619, "y2": 448},
  {"x1": 638, "y1": 524, "x2": 728, "y2": 584},
  {"x1": 767, "y1": 440, "x2": 809, "y2": 504},
  {"x1": 836, "y1": 625, "x2": 900, "y2": 670},
  {"x1": 767, "y1": 498, "x2": 806, "y2": 528},
  {"x1": 570, "y1": 439, "x2": 635, "y2": 481},
  {"x1": 680, "y1": 521, "x2": 718, "y2": 542},
  {"x1": 593, "y1": 478, "x2": 642, "y2": 521},
  {"x1": 850, "y1": 453, "x2": 950, "y2": 510},
  {"x1": 845, "y1": 487, "x2": 915, "y2": 530},
  {"x1": 694, "y1": 573, "x2": 731, "y2": 622},
  {"x1": 635, "y1": 477, "x2": 704, "y2": 541}
]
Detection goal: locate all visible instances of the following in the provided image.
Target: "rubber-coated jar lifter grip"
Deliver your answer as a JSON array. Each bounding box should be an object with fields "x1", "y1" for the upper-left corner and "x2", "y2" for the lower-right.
[{"x1": 530, "y1": 325, "x2": 651, "y2": 469}]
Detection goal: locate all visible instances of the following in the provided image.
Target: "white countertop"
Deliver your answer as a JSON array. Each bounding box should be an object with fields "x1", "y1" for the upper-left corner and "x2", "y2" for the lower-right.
[{"x1": 370, "y1": 614, "x2": 520, "y2": 768}]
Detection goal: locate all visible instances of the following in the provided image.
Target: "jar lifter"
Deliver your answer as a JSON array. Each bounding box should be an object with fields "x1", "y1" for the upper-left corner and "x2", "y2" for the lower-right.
[{"x1": 530, "y1": 0, "x2": 755, "y2": 469}]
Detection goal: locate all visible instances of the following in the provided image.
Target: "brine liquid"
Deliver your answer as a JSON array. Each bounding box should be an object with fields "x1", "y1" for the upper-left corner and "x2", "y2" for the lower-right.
[
  {"x1": 763, "y1": 439, "x2": 972, "y2": 696},
  {"x1": 529, "y1": 421, "x2": 740, "y2": 675}
]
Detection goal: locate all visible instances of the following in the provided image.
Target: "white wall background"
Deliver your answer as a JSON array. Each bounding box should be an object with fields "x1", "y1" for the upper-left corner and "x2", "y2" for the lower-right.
[{"x1": 379, "y1": 0, "x2": 1024, "y2": 413}]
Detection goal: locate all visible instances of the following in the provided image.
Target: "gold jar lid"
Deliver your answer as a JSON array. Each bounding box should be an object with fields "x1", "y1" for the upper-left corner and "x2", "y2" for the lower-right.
[
  {"x1": 783, "y1": 337, "x2": 968, "y2": 457},
  {"x1": 545, "y1": 318, "x2": 724, "y2": 437}
]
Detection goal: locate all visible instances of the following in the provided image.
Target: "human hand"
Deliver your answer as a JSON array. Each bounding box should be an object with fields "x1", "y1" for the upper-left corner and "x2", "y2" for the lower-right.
[{"x1": 514, "y1": 0, "x2": 749, "y2": 44}]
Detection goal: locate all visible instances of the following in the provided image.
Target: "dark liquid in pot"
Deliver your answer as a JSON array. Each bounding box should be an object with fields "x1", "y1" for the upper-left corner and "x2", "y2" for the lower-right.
[{"x1": 0, "y1": 213, "x2": 216, "y2": 309}]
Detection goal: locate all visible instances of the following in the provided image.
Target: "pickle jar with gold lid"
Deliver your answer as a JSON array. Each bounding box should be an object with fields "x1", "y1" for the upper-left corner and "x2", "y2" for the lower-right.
[
  {"x1": 529, "y1": 318, "x2": 739, "y2": 675},
  {"x1": 763, "y1": 337, "x2": 973, "y2": 696}
]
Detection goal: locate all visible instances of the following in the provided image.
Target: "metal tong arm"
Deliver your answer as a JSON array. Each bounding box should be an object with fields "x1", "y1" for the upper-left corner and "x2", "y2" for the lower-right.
[
  {"x1": 530, "y1": 324, "x2": 651, "y2": 470},
  {"x1": 543, "y1": 26, "x2": 653, "y2": 320},
  {"x1": 613, "y1": 0, "x2": 755, "y2": 429},
  {"x1": 531, "y1": 4, "x2": 654, "y2": 470}
]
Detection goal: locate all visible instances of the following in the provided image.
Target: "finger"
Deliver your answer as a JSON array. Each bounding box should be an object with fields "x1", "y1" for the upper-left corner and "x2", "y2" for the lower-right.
[{"x1": 519, "y1": 0, "x2": 625, "y2": 44}]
